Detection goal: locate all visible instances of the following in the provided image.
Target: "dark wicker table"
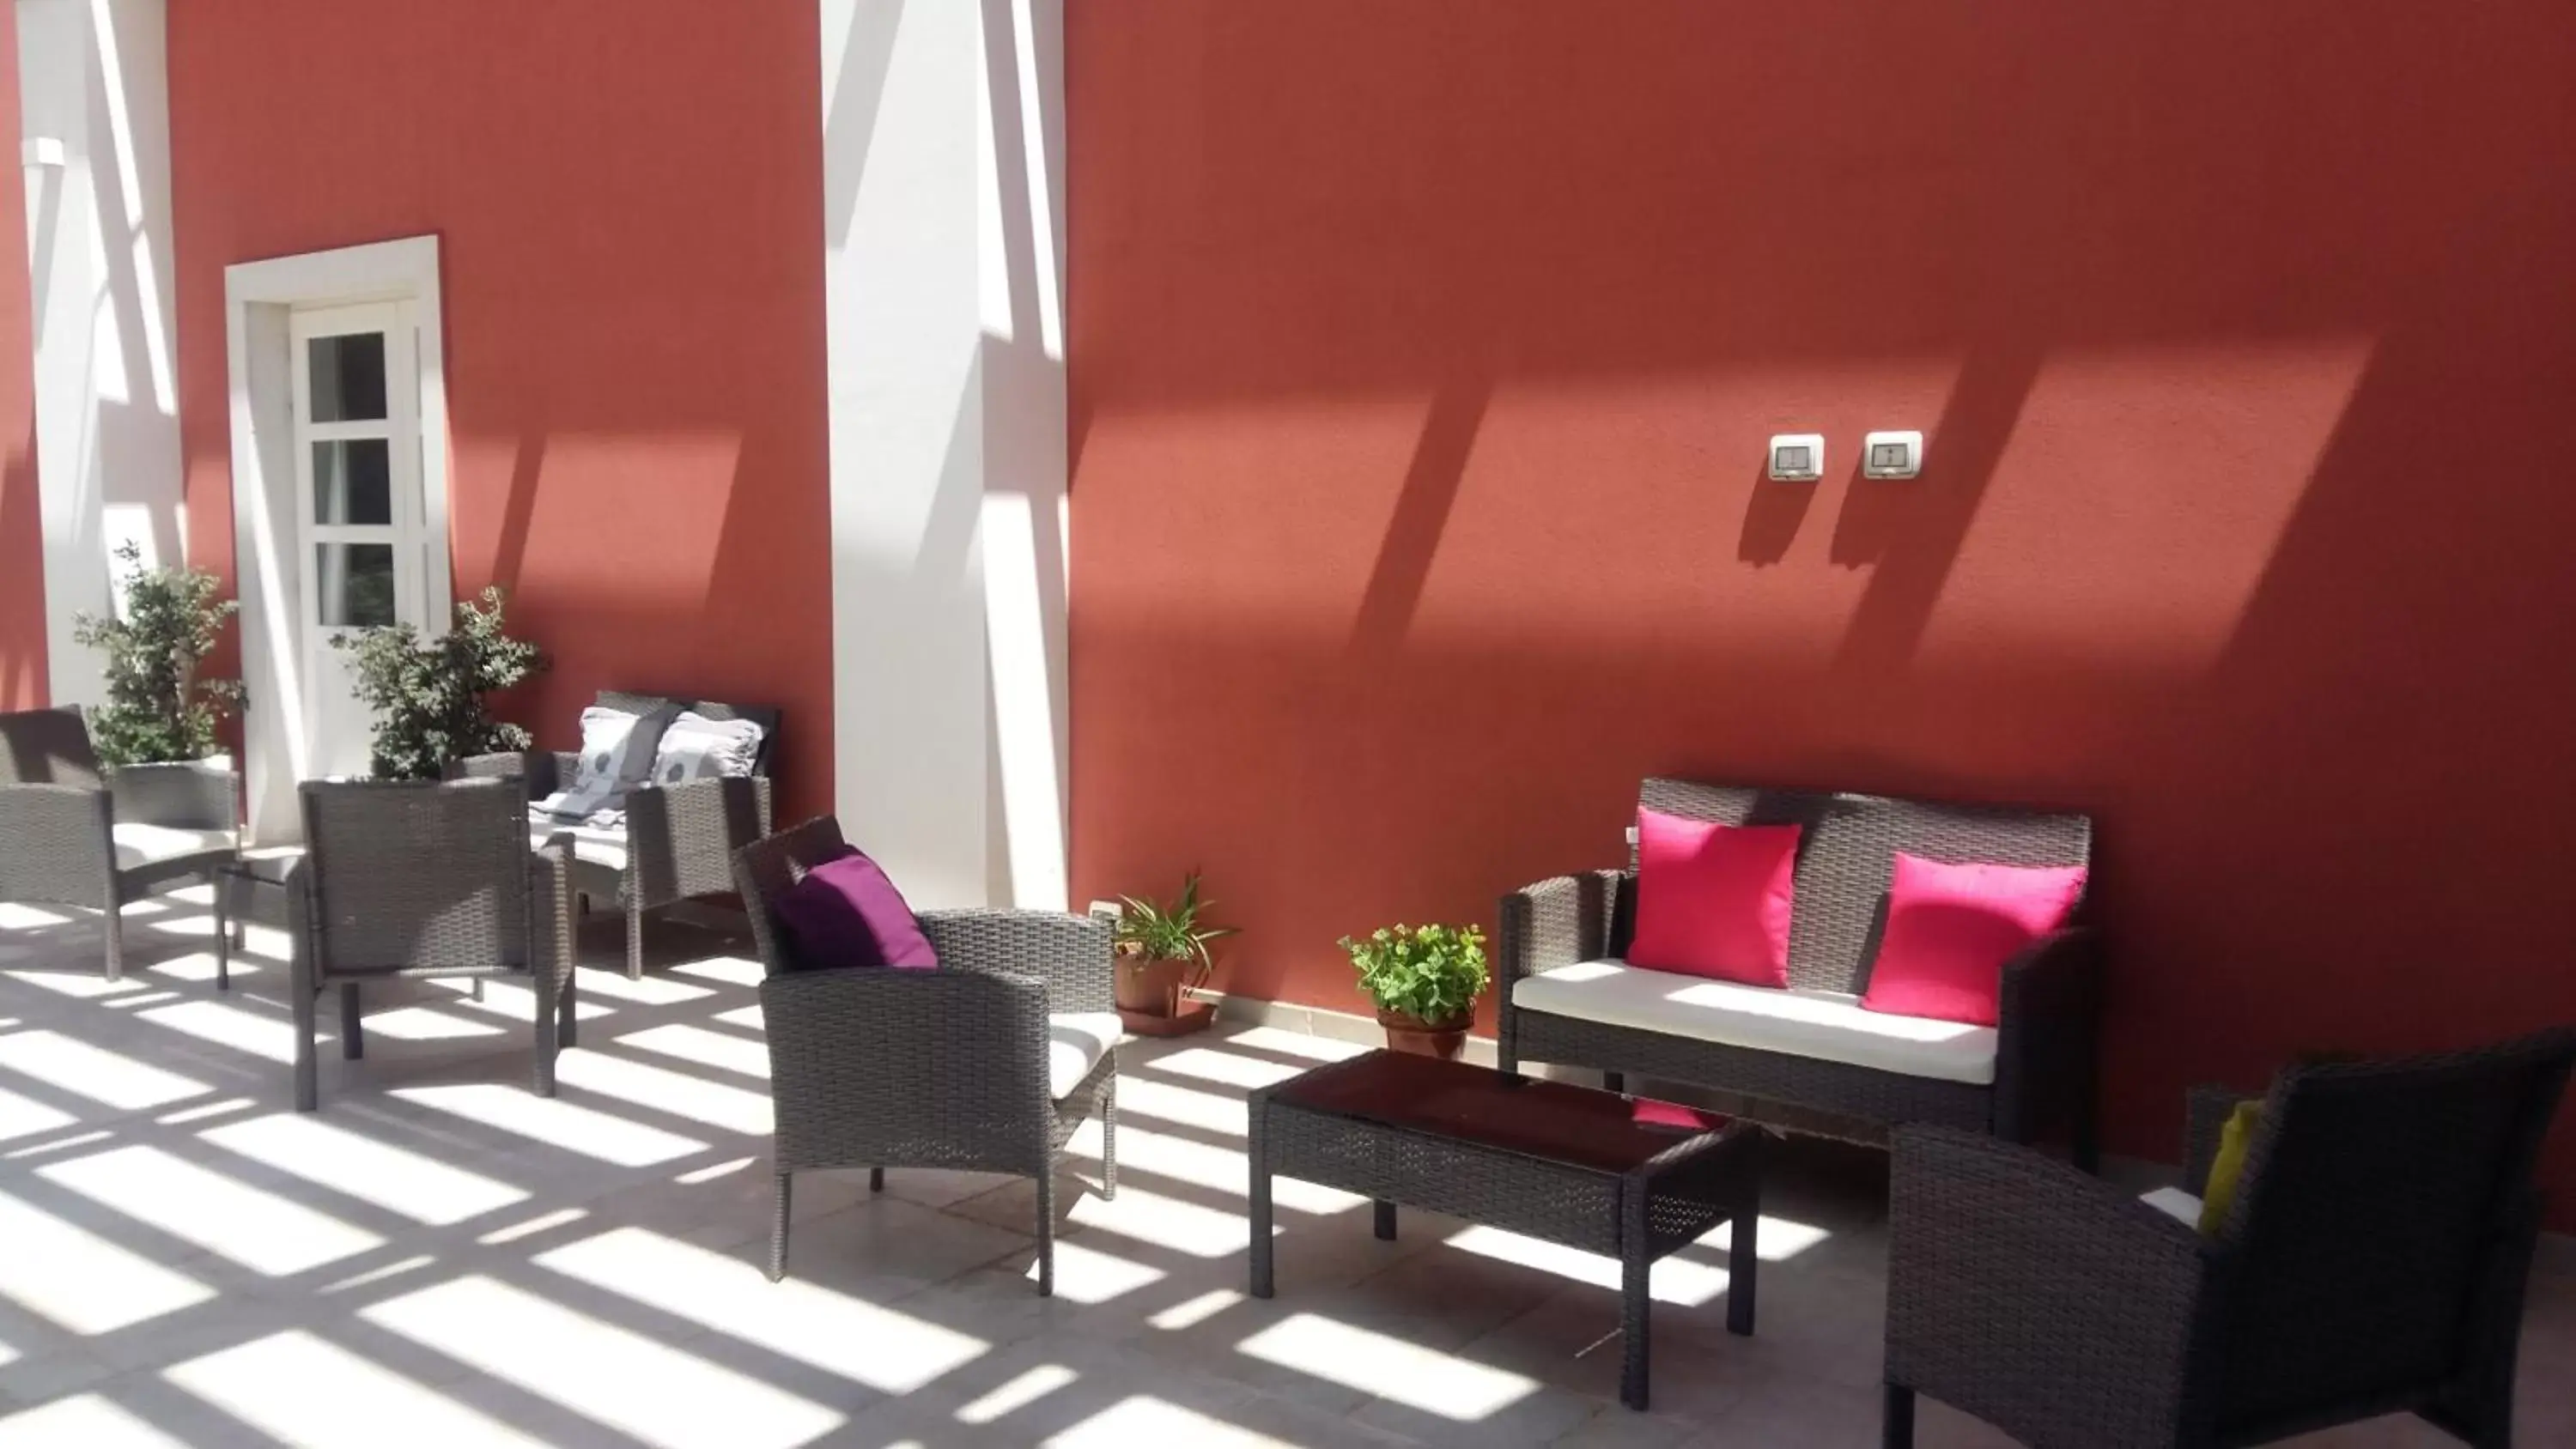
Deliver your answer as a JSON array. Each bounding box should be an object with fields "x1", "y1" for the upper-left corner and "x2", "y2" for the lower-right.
[{"x1": 1248, "y1": 1050, "x2": 1762, "y2": 1410}]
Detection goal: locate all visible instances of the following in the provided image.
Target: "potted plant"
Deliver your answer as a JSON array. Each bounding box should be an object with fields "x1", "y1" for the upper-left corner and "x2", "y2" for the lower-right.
[
  {"x1": 332, "y1": 586, "x2": 545, "y2": 780},
  {"x1": 71, "y1": 541, "x2": 246, "y2": 767},
  {"x1": 1112, "y1": 871, "x2": 1237, "y2": 1037},
  {"x1": 1339, "y1": 922, "x2": 1489, "y2": 1061}
]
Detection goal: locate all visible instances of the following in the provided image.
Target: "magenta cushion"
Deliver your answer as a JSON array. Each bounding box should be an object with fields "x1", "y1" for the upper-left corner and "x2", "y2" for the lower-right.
[
  {"x1": 772, "y1": 847, "x2": 938, "y2": 970},
  {"x1": 1859, "y1": 852, "x2": 2087, "y2": 1026},
  {"x1": 1625, "y1": 809, "x2": 1801, "y2": 988}
]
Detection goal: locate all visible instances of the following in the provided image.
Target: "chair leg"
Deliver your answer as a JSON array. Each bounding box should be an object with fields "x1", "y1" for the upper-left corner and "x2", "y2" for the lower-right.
[
  {"x1": 1101, "y1": 1072, "x2": 1119, "y2": 1200},
  {"x1": 340, "y1": 984, "x2": 364, "y2": 1059},
  {"x1": 557, "y1": 967, "x2": 578, "y2": 1049},
  {"x1": 1882, "y1": 1384, "x2": 1917, "y2": 1447},
  {"x1": 102, "y1": 883, "x2": 125, "y2": 983},
  {"x1": 1035, "y1": 1165, "x2": 1055, "y2": 1297},
  {"x1": 532, "y1": 972, "x2": 559, "y2": 1099},
  {"x1": 211, "y1": 881, "x2": 231, "y2": 992},
  {"x1": 868, "y1": 1167, "x2": 884, "y2": 1192},
  {"x1": 625, "y1": 899, "x2": 645, "y2": 981},
  {"x1": 769, "y1": 1172, "x2": 791, "y2": 1282},
  {"x1": 1603, "y1": 1070, "x2": 1626, "y2": 1094},
  {"x1": 293, "y1": 973, "x2": 319, "y2": 1113}
]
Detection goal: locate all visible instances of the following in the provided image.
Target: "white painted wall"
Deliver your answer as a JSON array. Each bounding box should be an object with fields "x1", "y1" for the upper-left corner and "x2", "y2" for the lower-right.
[
  {"x1": 819, "y1": 0, "x2": 1069, "y2": 910},
  {"x1": 15, "y1": 0, "x2": 180, "y2": 707}
]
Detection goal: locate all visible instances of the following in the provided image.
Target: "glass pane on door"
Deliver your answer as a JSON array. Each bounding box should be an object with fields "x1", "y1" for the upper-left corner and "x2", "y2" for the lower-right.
[
  {"x1": 314, "y1": 543, "x2": 398, "y2": 627},
  {"x1": 312, "y1": 440, "x2": 393, "y2": 525},
  {"x1": 307, "y1": 333, "x2": 388, "y2": 422}
]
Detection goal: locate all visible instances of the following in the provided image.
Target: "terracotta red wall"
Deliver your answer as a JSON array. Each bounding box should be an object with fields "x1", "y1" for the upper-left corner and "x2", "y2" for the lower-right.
[
  {"x1": 1066, "y1": 4, "x2": 2576, "y2": 1209},
  {"x1": 0, "y1": 8, "x2": 44, "y2": 710},
  {"x1": 168, "y1": 1, "x2": 831, "y2": 816}
]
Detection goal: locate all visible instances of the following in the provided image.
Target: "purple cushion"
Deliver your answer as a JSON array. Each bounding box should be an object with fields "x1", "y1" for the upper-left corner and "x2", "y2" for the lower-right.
[{"x1": 771, "y1": 848, "x2": 938, "y2": 970}]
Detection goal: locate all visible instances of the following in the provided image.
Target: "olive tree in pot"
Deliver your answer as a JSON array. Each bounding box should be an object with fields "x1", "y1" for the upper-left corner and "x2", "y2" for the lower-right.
[
  {"x1": 1112, "y1": 871, "x2": 1236, "y2": 1037},
  {"x1": 331, "y1": 586, "x2": 545, "y2": 780},
  {"x1": 1340, "y1": 922, "x2": 1489, "y2": 1061},
  {"x1": 71, "y1": 541, "x2": 246, "y2": 768}
]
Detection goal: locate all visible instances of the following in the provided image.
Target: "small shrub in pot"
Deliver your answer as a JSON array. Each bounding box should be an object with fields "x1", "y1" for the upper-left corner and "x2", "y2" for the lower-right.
[{"x1": 1340, "y1": 922, "x2": 1489, "y2": 1060}]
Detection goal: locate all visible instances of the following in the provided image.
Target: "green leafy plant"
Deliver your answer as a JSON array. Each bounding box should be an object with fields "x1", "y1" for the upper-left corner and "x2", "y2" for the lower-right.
[
  {"x1": 1339, "y1": 922, "x2": 1489, "y2": 1027},
  {"x1": 1115, "y1": 871, "x2": 1239, "y2": 984},
  {"x1": 331, "y1": 586, "x2": 545, "y2": 781},
  {"x1": 70, "y1": 541, "x2": 245, "y2": 765}
]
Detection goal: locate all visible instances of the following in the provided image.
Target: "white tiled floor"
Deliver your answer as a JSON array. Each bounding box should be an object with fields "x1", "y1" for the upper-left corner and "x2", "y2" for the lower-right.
[{"x1": 0, "y1": 890, "x2": 2567, "y2": 1447}]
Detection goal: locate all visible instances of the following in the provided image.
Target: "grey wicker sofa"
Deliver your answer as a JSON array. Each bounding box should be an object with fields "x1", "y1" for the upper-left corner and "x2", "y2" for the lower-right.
[
  {"x1": 733, "y1": 817, "x2": 1120, "y2": 1297},
  {"x1": 287, "y1": 779, "x2": 576, "y2": 1111},
  {"x1": 1884, "y1": 1028, "x2": 2576, "y2": 1448},
  {"x1": 1498, "y1": 778, "x2": 2099, "y2": 1162},
  {"x1": 1, "y1": 706, "x2": 240, "y2": 980},
  {"x1": 453, "y1": 690, "x2": 774, "y2": 979}
]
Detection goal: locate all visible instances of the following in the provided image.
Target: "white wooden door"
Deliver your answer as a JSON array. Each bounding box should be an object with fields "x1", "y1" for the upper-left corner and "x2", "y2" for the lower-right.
[{"x1": 289, "y1": 302, "x2": 434, "y2": 779}]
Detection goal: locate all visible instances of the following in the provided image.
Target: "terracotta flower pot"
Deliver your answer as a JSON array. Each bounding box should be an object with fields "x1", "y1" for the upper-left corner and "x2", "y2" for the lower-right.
[
  {"x1": 1377, "y1": 1008, "x2": 1473, "y2": 1061},
  {"x1": 1115, "y1": 955, "x2": 1189, "y2": 1017}
]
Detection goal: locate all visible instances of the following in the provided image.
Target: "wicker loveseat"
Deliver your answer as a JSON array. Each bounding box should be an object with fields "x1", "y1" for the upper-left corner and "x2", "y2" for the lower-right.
[
  {"x1": 1498, "y1": 777, "x2": 2100, "y2": 1161},
  {"x1": 453, "y1": 690, "x2": 774, "y2": 979}
]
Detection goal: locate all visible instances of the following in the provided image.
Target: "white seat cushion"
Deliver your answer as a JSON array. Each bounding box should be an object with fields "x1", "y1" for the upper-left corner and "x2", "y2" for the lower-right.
[
  {"x1": 1048, "y1": 1012, "x2": 1123, "y2": 1100},
  {"x1": 2140, "y1": 1186, "x2": 2203, "y2": 1227},
  {"x1": 1511, "y1": 959, "x2": 1998, "y2": 1086},
  {"x1": 111, "y1": 824, "x2": 238, "y2": 870},
  {"x1": 529, "y1": 821, "x2": 629, "y2": 872}
]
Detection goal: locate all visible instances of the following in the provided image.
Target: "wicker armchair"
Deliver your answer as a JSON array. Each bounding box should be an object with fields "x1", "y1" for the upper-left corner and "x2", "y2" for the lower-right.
[
  {"x1": 1, "y1": 706, "x2": 240, "y2": 980},
  {"x1": 289, "y1": 779, "x2": 576, "y2": 1112},
  {"x1": 1884, "y1": 1028, "x2": 2576, "y2": 1448},
  {"x1": 452, "y1": 691, "x2": 774, "y2": 980},
  {"x1": 732, "y1": 817, "x2": 1119, "y2": 1297},
  {"x1": 1498, "y1": 778, "x2": 2099, "y2": 1161}
]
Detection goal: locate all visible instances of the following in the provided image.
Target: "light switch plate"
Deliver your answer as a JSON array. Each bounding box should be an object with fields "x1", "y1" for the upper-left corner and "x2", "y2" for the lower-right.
[
  {"x1": 1862, "y1": 430, "x2": 1924, "y2": 479},
  {"x1": 1768, "y1": 433, "x2": 1826, "y2": 482}
]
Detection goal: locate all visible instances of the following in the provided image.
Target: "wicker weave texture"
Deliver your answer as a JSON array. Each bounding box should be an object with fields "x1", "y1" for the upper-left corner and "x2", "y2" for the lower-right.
[
  {"x1": 1500, "y1": 779, "x2": 2099, "y2": 1157},
  {"x1": 289, "y1": 779, "x2": 574, "y2": 1112},
  {"x1": 1250, "y1": 1058, "x2": 1760, "y2": 1413},
  {"x1": 732, "y1": 815, "x2": 1117, "y2": 1295},
  {"x1": 2, "y1": 708, "x2": 241, "y2": 980},
  {"x1": 1886, "y1": 1029, "x2": 2576, "y2": 1449}
]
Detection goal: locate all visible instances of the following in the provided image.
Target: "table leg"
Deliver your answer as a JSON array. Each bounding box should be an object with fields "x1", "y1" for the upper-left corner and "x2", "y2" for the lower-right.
[
  {"x1": 1249, "y1": 1100, "x2": 1274, "y2": 1298},
  {"x1": 1374, "y1": 1199, "x2": 1397, "y2": 1241},
  {"x1": 1621, "y1": 1237, "x2": 1651, "y2": 1410}
]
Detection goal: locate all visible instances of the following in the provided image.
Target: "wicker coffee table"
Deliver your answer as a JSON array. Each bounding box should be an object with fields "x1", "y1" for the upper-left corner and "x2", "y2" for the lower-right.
[{"x1": 1248, "y1": 1050, "x2": 1761, "y2": 1410}]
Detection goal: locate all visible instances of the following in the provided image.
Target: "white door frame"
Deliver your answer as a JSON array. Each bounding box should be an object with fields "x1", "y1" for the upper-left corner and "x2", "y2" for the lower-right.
[{"x1": 225, "y1": 235, "x2": 452, "y2": 842}]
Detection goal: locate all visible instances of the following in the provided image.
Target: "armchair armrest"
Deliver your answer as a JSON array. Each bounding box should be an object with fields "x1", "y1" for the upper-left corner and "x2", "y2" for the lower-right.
[
  {"x1": 445, "y1": 750, "x2": 567, "y2": 800},
  {"x1": 1992, "y1": 926, "x2": 2102, "y2": 1143},
  {"x1": 2183, "y1": 1086, "x2": 2245, "y2": 1193},
  {"x1": 917, "y1": 908, "x2": 1114, "y2": 1015},
  {"x1": 623, "y1": 775, "x2": 770, "y2": 902},
  {"x1": 1498, "y1": 869, "x2": 1628, "y2": 986},
  {"x1": 1888, "y1": 1125, "x2": 2215, "y2": 1446},
  {"x1": 758, "y1": 966, "x2": 1052, "y2": 1171},
  {"x1": 0, "y1": 784, "x2": 113, "y2": 898},
  {"x1": 107, "y1": 760, "x2": 239, "y2": 834}
]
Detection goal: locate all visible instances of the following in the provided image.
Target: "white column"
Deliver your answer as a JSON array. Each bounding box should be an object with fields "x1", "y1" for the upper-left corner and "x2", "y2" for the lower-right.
[
  {"x1": 15, "y1": 0, "x2": 180, "y2": 707},
  {"x1": 819, "y1": 0, "x2": 1068, "y2": 909}
]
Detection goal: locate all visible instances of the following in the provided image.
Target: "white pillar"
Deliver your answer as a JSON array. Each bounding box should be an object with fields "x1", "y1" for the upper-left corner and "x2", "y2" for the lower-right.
[
  {"x1": 15, "y1": 0, "x2": 180, "y2": 707},
  {"x1": 819, "y1": 0, "x2": 1068, "y2": 909}
]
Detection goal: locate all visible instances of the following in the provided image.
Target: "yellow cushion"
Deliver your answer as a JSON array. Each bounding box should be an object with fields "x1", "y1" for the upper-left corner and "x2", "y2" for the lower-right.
[{"x1": 2197, "y1": 1100, "x2": 2263, "y2": 1234}]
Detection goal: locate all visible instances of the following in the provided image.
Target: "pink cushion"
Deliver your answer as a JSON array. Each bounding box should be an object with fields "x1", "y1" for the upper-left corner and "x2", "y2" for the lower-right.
[
  {"x1": 1859, "y1": 853, "x2": 2087, "y2": 1027},
  {"x1": 1625, "y1": 809, "x2": 1800, "y2": 988}
]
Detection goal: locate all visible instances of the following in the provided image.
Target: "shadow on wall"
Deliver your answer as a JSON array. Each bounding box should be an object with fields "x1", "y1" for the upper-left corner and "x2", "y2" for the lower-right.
[{"x1": 1063, "y1": 2, "x2": 2576, "y2": 1210}]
